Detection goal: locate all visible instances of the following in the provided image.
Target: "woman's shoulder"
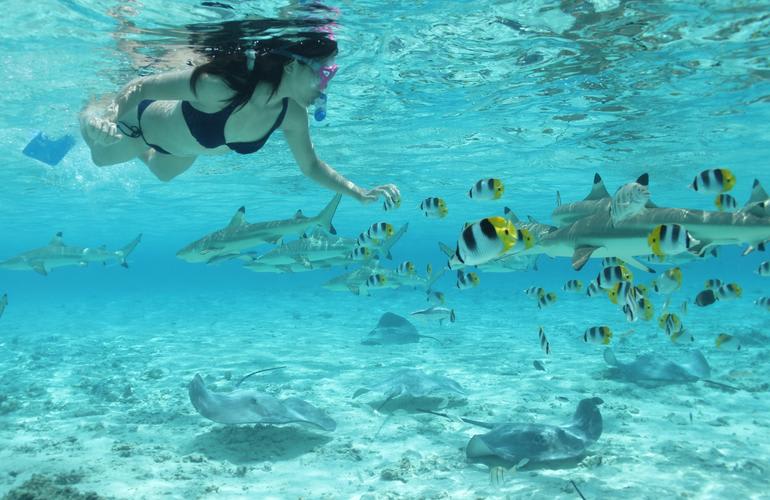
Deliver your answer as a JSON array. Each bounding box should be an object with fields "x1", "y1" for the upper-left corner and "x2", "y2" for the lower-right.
[
  {"x1": 186, "y1": 69, "x2": 236, "y2": 104},
  {"x1": 281, "y1": 99, "x2": 309, "y2": 131}
]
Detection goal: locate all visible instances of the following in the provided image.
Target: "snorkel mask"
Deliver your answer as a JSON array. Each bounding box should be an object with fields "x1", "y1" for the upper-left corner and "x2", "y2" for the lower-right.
[{"x1": 271, "y1": 49, "x2": 338, "y2": 121}]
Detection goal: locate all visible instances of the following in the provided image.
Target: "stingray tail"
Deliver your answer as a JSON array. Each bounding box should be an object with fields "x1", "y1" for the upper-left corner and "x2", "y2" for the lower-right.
[{"x1": 571, "y1": 397, "x2": 604, "y2": 442}]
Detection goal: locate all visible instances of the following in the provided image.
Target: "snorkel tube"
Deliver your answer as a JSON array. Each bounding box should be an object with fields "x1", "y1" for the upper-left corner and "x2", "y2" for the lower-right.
[{"x1": 314, "y1": 93, "x2": 328, "y2": 121}]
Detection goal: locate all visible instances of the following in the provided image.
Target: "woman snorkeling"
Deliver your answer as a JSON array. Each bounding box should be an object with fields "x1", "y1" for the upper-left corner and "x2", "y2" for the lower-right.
[{"x1": 80, "y1": 31, "x2": 399, "y2": 205}]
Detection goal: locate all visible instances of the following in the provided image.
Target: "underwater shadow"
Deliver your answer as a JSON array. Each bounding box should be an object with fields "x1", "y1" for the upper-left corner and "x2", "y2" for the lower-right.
[{"x1": 187, "y1": 424, "x2": 332, "y2": 464}]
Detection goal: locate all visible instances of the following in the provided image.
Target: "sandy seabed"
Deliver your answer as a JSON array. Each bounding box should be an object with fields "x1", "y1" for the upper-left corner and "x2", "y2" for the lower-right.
[{"x1": 0, "y1": 285, "x2": 768, "y2": 499}]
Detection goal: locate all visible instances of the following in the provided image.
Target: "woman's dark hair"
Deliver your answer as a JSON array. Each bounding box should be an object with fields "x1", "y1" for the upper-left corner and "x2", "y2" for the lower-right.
[{"x1": 189, "y1": 31, "x2": 338, "y2": 108}]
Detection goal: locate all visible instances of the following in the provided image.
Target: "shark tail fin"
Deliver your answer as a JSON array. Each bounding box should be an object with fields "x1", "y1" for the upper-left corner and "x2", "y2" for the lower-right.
[
  {"x1": 315, "y1": 194, "x2": 342, "y2": 235},
  {"x1": 571, "y1": 397, "x2": 604, "y2": 442},
  {"x1": 116, "y1": 234, "x2": 143, "y2": 268}
]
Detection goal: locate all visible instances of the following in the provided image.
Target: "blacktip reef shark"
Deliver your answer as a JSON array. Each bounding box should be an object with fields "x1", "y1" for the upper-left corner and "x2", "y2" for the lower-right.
[
  {"x1": 176, "y1": 194, "x2": 342, "y2": 264},
  {"x1": 247, "y1": 228, "x2": 358, "y2": 268},
  {"x1": 321, "y1": 223, "x2": 409, "y2": 294},
  {"x1": 0, "y1": 232, "x2": 142, "y2": 276},
  {"x1": 527, "y1": 174, "x2": 770, "y2": 271}
]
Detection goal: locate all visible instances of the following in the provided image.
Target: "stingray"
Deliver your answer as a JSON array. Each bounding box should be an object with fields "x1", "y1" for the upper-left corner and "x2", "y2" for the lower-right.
[
  {"x1": 430, "y1": 397, "x2": 604, "y2": 466},
  {"x1": 361, "y1": 313, "x2": 439, "y2": 345},
  {"x1": 188, "y1": 374, "x2": 336, "y2": 431},
  {"x1": 353, "y1": 368, "x2": 466, "y2": 410},
  {"x1": 603, "y1": 348, "x2": 711, "y2": 385}
]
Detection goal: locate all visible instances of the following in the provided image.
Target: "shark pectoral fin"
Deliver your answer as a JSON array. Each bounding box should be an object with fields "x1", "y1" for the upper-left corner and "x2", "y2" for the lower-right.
[
  {"x1": 622, "y1": 256, "x2": 656, "y2": 273},
  {"x1": 572, "y1": 246, "x2": 599, "y2": 271},
  {"x1": 265, "y1": 235, "x2": 283, "y2": 245},
  {"x1": 31, "y1": 262, "x2": 48, "y2": 276}
]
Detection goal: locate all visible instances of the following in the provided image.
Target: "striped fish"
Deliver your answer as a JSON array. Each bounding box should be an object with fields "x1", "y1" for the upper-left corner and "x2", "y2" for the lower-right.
[
  {"x1": 714, "y1": 193, "x2": 737, "y2": 211},
  {"x1": 426, "y1": 290, "x2": 445, "y2": 305},
  {"x1": 584, "y1": 326, "x2": 612, "y2": 345},
  {"x1": 382, "y1": 196, "x2": 401, "y2": 212},
  {"x1": 637, "y1": 297, "x2": 654, "y2": 321},
  {"x1": 690, "y1": 168, "x2": 736, "y2": 194},
  {"x1": 347, "y1": 246, "x2": 371, "y2": 260},
  {"x1": 658, "y1": 313, "x2": 683, "y2": 338},
  {"x1": 756, "y1": 261, "x2": 770, "y2": 277},
  {"x1": 647, "y1": 223, "x2": 699, "y2": 260},
  {"x1": 562, "y1": 279, "x2": 583, "y2": 292},
  {"x1": 538, "y1": 327, "x2": 551, "y2": 355},
  {"x1": 585, "y1": 281, "x2": 602, "y2": 298},
  {"x1": 704, "y1": 278, "x2": 723, "y2": 289},
  {"x1": 448, "y1": 217, "x2": 517, "y2": 268},
  {"x1": 595, "y1": 265, "x2": 633, "y2": 290},
  {"x1": 755, "y1": 297, "x2": 770, "y2": 311},
  {"x1": 716, "y1": 283, "x2": 742, "y2": 299},
  {"x1": 653, "y1": 267, "x2": 682, "y2": 294},
  {"x1": 537, "y1": 292, "x2": 557, "y2": 309},
  {"x1": 469, "y1": 178, "x2": 504, "y2": 200},
  {"x1": 524, "y1": 286, "x2": 545, "y2": 298},
  {"x1": 715, "y1": 333, "x2": 741, "y2": 351},
  {"x1": 364, "y1": 273, "x2": 387, "y2": 289},
  {"x1": 419, "y1": 197, "x2": 448, "y2": 218},
  {"x1": 397, "y1": 261, "x2": 415, "y2": 275},
  {"x1": 356, "y1": 222, "x2": 395, "y2": 248},
  {"x1": 456, "y1": 270, "x2": 480, "y2": 290},
  {"x1": 601, "y1": 257, "x2": 625, "y2": 267}
]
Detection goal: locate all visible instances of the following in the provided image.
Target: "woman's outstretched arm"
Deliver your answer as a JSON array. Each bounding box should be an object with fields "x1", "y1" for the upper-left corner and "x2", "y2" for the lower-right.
[{"x1": 282, "y1": 101, "x2": 399, "y2": 204}]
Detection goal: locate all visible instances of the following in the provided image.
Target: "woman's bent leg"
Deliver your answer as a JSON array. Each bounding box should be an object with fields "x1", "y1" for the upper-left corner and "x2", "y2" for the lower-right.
[{"x1": 140, "y1": 150, "x2": 196, "y2": 182}]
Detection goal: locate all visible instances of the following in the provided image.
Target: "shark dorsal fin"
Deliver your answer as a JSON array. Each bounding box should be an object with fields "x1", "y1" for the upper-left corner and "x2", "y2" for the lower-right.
[
  {"x1": 745, "y1": 179, "x2": 770, "y2": 207},
  {"x1": 49, "y1": 232, "x2": 64, "y2": 246},
  {"x1": 503, "y1": 207, "x2": 520, "y2": 223},
  {"x1": 584, "y1": 173, "x2": 610, "y2": 201},
  {"x1": 294, "y1": 209, "x2": 306, "y2": 219},
  {"x1": 227, "y1": 207, "x2": 247, "y2": 230},
  {"x1": 636, "y1": 173, "x2": 649, "y2": 186}
]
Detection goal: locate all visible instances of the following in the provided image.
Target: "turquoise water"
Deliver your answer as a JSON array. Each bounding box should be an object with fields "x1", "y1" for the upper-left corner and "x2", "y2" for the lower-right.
[{"x1": 1, "y1": 1, "x2": 770, "y2": 498}]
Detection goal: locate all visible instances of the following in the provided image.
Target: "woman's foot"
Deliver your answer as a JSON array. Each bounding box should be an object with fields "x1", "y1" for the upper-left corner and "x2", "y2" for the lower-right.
[{"x1": 79, "y1": 101, "x2": 123, "y2": 147}]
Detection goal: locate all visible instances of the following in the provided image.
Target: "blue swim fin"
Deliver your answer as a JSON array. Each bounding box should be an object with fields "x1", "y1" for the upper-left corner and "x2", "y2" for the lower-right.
[{"x1": 22, "y1": 132, "x2": 76, "y2": 166}]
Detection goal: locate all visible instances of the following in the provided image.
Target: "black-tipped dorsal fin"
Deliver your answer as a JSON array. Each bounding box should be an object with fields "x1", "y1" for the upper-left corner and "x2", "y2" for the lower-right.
[
  {"x1": 227, "y1": 207, "x2": 247, "y2": 230},
  {"x1": 503, "y1": 207, "x2": 520, "y2": 223},
  {"x1": 636, "y1": 173, "x2": 649, "y2": 186},
  {"x1": 49, "y1": 232, "x2": 64, "y2": 246},
  {"x1": 745, "y1": 179, "x2": 770, "y2": 207},
  {"x1": 584, "y1": 173, "x2": 611, "y2": 201},
  {"x1": 294, "y1": 209, "x2": 306, "y2": 219}
]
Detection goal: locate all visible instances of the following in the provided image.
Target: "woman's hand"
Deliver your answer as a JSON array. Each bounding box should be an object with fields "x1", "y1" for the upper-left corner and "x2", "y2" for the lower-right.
[{"x1": 358, "y1": 184, "x2": 401, "y2": 205}]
